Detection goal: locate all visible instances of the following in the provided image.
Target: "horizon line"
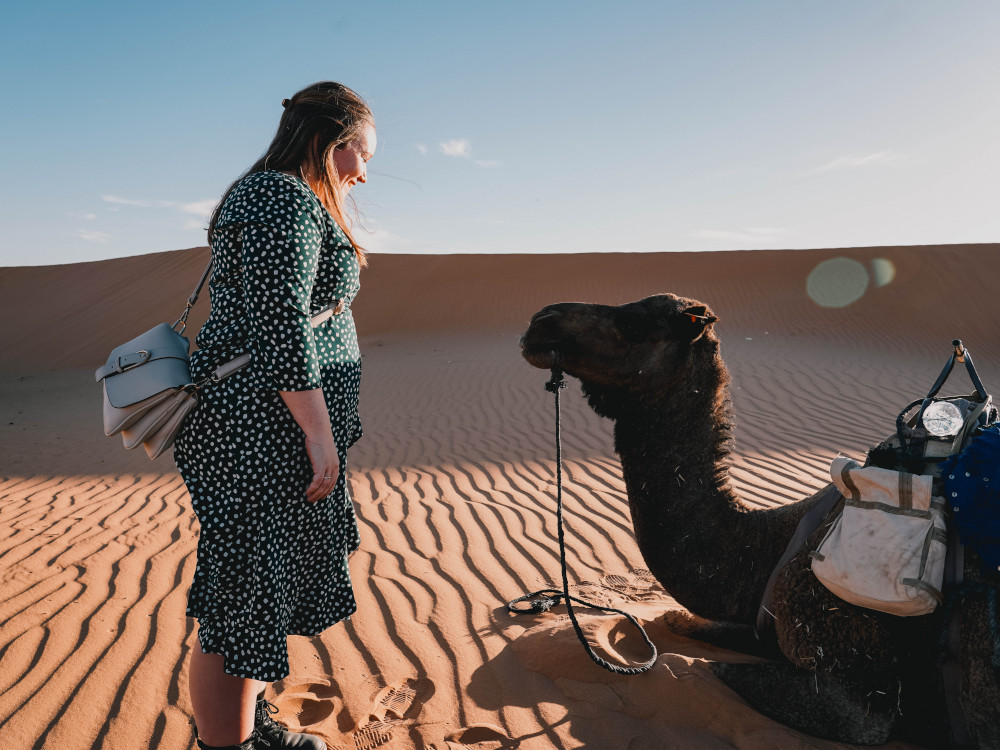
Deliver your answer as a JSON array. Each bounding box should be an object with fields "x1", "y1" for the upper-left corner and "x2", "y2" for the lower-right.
[{"x1": 3, "y1": 241, "x2": 999, "y2": 270}]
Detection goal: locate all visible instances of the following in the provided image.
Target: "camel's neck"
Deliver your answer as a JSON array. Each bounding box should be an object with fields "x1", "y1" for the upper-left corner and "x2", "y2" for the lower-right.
[{"x1": 610, "y1": 373, "x2": 800, "y2": 623}]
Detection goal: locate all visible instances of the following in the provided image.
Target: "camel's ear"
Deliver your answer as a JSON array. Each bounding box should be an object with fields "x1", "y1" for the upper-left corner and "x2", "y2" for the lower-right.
[{"x1": 670, "y1": 305, "x2": 718, "y2": 342}]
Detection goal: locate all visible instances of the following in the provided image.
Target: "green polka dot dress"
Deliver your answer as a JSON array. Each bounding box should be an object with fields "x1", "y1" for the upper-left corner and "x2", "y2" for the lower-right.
[{"x1": 174, "y1": 170, "x2": 363, "y2": 681}]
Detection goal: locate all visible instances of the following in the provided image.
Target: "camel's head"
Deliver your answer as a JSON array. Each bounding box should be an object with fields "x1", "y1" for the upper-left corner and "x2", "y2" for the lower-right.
[{"x1": 520, "y1": 293, "x2": 722, "y2": 415}]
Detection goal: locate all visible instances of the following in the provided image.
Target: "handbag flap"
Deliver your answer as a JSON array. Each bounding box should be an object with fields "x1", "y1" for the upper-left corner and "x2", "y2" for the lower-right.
[
  {"x1": 99, "y1": 323, "x2": 192, "y2": 408},
  {"x1": 818, "y1": 456, "x2": 946, "y2": 615},
  {"x1": 140, "y1": 389, "x2": 199, "y2": 460},
  {"x1": 831, "y1": 457, "x2": 934, "y2": 513}
]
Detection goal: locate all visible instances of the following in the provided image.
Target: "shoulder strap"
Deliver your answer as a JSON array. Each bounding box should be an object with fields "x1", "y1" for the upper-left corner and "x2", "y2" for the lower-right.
[{"x1": 172, "y1": 258, "x2": 213, "y2": 334}]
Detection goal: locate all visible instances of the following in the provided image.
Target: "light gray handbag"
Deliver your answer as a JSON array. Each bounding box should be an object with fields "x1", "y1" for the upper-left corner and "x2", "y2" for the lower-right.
[
  {"x1": 96, "y1": 260, "x2": 250, "y2": 459},
  {"x1": 97, "y1": 257, "x2": 346, "y2": 459}
]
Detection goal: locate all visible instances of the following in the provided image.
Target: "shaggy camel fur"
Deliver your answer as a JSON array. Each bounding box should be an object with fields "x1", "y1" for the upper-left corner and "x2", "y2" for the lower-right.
[{"x1": 520, "y1": 292, "x2": 1000, "y2": 749}]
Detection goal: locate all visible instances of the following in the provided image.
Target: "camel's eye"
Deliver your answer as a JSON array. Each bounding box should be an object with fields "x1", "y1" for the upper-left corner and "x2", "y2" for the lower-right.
[{"x1": 615, "y1": 309, "x2": 655, "y2": 344}]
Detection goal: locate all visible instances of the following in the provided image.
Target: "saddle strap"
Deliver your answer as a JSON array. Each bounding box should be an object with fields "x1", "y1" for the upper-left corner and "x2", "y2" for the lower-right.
[
  {"x1": 755, "y1": 483, "x2": 843, "y2": 637},
  {"x1": 924, "y1": 341, "x2": 989, "y2": 403},
  {"x1": 941, "y1": 525, "x2": 973, "y2": 747}
]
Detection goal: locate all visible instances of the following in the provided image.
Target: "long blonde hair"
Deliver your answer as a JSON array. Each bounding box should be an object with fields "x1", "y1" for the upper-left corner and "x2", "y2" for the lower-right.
[{"x1": 208, "y1": 81, "x2": 373, "y2": 264}]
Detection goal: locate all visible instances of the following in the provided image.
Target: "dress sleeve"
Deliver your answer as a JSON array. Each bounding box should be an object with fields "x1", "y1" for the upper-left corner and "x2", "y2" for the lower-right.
[{"x1": 233, "y1": 177, "x2": 326, "y2": 391}]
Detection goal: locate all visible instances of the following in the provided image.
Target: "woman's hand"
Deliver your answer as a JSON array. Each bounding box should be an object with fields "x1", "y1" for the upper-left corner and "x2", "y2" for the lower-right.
[
  {"x1": 279, "y1": 388, "x2": 339, "y2": 503},
  {"x1": 305, "y1": 434, "x2": 340, "y2": 503}
]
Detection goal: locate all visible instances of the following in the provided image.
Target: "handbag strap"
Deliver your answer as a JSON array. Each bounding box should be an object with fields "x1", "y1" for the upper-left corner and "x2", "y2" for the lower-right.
[
  {"x1": 175, "y1": 251, "x2": 349, "y2": 387},
  {"x1": 191, "y1": 350, "x2": 252, "y2": 391},
  {"x1": 172, "y1": 258, "x2": 214, "y2": 334}
]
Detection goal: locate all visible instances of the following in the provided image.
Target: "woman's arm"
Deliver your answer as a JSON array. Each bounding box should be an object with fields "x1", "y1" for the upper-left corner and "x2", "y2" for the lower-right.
[{"x1": 280, "y1": 388, "x2": 339, "y2": 503}]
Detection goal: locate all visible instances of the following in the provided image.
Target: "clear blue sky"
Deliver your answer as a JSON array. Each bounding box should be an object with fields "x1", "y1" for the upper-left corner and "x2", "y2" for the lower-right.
[{"x1": 2, "y1": 0, "x2": 999, "y2": 266}]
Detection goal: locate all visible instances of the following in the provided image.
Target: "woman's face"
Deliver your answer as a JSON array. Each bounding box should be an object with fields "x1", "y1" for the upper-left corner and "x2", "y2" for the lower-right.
[{"x1": 331, "y1": 122, "x2": 376, "y2": 195}]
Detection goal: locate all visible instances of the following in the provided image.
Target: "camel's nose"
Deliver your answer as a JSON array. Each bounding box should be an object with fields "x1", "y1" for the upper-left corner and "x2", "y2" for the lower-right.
[
  {"x1": 531, "y1": 302, "x2": 582, "y2": 324},
  {"x1": 521, "y1": 307, "x2": 565, "y2": 353},
  {"x1": 530, "y1": 309, "x2": 561, "y2": 325}
]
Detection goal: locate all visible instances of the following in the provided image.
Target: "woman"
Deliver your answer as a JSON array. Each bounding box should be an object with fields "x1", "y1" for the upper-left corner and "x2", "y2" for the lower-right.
[{"x1": 174, "y1": 81, "x2": 376, "y2": 750}]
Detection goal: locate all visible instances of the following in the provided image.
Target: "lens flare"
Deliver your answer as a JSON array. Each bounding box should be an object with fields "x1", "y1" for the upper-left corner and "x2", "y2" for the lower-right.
[
  {"x1": 871, "y1": 258, "x2": 896, "y2": 287},
  {"x1": 806, "y1": 257, "x2": 869, "y2": 308}
]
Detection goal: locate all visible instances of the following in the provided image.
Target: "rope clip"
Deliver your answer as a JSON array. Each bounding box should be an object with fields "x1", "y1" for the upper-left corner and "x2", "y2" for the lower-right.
[
  {"x1": 545, "y1": 363, "x2": 567, "y2": 393},
  {"x1": 953, "y1": 339, "x2": 966, "y2": 363}
]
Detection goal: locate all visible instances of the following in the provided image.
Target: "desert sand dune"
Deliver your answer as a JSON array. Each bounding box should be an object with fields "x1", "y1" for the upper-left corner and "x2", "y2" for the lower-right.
[{"x1": 2, "y1": 244, "x2": 998, "y2": 749}]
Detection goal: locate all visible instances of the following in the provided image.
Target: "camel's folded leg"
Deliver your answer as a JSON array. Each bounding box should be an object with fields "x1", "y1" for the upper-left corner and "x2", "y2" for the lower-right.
[
  {"x1": 709, "y1": 661, "x2": 897, "y2": 745},
  {"x1": 659, "y1": 611, "x2": 783, "y2": 660}
]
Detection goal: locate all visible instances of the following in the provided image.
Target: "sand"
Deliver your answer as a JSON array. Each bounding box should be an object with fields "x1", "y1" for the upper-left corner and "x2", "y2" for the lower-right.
[{"x1": 2, "y1": 244, "x2": 998, "y2": 749}]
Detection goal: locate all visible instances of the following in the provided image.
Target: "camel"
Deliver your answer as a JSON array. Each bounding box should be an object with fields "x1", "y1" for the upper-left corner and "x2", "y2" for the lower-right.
[{"x1": 520, "y1": 292, "x2": 1000, "y2": 749}]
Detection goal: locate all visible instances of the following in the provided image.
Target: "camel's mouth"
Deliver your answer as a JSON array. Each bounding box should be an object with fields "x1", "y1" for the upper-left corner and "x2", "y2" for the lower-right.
[
  {"x1": 521, "y1": 308, "x2": 577, "y2": 370},
  {"x1": 519, "y1": 336, "x2": 559, "y2": 369}
]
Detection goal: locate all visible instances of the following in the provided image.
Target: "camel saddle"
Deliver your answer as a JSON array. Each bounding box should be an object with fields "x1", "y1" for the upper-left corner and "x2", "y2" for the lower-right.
[{"x1": 757, "y1": 340, "x2": 998, "y2": 748}]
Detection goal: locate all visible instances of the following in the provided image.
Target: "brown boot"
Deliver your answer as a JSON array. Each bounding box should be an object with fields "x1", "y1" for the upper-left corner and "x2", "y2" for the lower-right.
[{"x1": 254, "y1": 693, "x2": 327, "y2": 750}]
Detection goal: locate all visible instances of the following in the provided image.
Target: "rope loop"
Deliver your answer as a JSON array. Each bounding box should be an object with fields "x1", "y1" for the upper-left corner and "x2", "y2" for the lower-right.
[
  {"x1": 505, "y1": 366, "x2": 658, "y2": 676},
  {"x1": 506, "y1": 589, "x2": 563, "y2": 614}
]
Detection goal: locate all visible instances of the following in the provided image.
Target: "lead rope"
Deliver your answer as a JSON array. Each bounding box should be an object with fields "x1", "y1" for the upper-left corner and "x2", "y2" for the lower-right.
[{"x1": 506, "y1": 366, "x2": 658, "y2": 675}]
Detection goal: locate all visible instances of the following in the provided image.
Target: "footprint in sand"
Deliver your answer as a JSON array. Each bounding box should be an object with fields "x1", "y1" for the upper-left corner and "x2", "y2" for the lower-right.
[
  {"x1": 352, "y1": 719, "x2": 394, "y2": 750},
  {"x1": 633, "y1": 568, "x2": 657, "y2": 582},
  {"x1": 600, "y1": 571, "x2": 659, "y2": 600},
  {"x1": 368, "y1": 682, "x2": 417, "y2": 721},
  {"x1": 1, "y1": 563, "x2": 34, "y2": 587},
  {"x1": 426, "y1": 723, "x2": 512, "y2": 749},
  {"x1": 350, "y1": 680, "x2": 419, "y2": 750},
  {"x1": 0, "y1": 560, "x2": 66, "y2": 591},
  {"x1": 267, "y1": 679, "x2": 343, "y2": 729}
]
